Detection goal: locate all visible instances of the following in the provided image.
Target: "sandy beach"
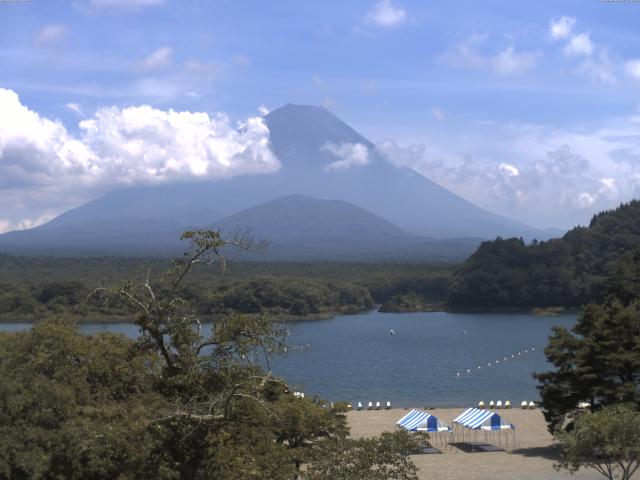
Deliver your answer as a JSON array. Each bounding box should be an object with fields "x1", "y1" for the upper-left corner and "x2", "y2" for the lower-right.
[{"x1": 347, "y1": 408, "x2": 602, "y2": 480}]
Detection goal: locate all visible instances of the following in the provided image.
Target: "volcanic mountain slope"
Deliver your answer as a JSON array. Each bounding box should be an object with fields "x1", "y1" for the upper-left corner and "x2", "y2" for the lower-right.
[
  {"x1": 0, "y1": 104, "x2": 553, "y2": 258},
  {"x1": 212, "y1": 195, "x2": 480, "y2": 261}
]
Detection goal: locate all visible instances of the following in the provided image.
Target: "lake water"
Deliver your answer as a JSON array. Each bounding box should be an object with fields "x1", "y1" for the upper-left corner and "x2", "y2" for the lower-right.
[{"x1": 0, "y1": 310, "x2": 576, "y2": 407}]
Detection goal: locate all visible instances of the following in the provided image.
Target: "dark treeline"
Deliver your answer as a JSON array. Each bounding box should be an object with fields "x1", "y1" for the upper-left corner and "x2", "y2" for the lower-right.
[
  {"x1": 0, "y1": 255, "x2": 454, "y2": 321},
  {"x1": 447, "y1": 200, "x2": 640, "y2": 310}
]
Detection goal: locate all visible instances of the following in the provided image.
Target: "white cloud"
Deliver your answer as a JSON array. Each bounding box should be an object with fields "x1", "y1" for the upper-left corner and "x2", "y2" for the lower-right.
[
  {"x1": 375, "y1": 117, "x2": 640, "y2": 229},
  {"x1": 364, "y1": 0, "x2": 407, "y2": 28},
  {"x1": 0, "y1": 88, "x2": 279, "y2": 231},
  {"x1": 322, "y1": 142, "x2": 370, "y2": 170},
  {"x1": 498, "y1": 163, "x2": 519, "y2": 177},
  {"x1": 65, "y1": 102, "x2": 83, "y2": 116},
  {"x1": 439, "y1": 34, "x2": 487, "y2": 69},
  {"x1": 0, "y1": 219, "x2": 11, "y2": 234},
  {"x1": 0, "y1": 213, "x2": 56, "y2": 233},
  {"x1": 564, "y1": 33, "x2": 593, "y2": 56},
  {"x1": 626, "y1": 59, "x2": 640, "y2": 80},
  {"x1": 578, "y1": 50, "x2": 616, "y2": 83},
  {"x1": 35, "y1": 24, "x2": 68, "y2": 45},
  {"x1": 548, "y1": 17, "x2": 619, "y2": 83},
  {"x1": 258, "y1": 105, "x2": 270, "y2": 116},
  {"x1": 441, "y1": 37, "x2": 539, "y2": 76},
  {"x1": 140, "y1": 47, "x2": 173, "y2": 69},
  {"x1": 491, "y1": 47, "x2": 539, "y2": 75},
  {"x1": 549, "y1": 16, "x2": 576, "y2": 40},
  {"x1": 432, "y1": 108, "x2": 446, "y2": 122}
]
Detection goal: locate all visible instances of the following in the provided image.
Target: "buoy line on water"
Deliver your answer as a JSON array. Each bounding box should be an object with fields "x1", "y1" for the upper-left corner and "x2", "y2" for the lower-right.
[{"x1": 456, "y1": 346, "x2": 537, "y2": 377}]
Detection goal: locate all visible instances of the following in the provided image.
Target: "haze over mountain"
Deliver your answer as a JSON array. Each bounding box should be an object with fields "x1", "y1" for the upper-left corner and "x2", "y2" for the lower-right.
[{"x1": 0, "y1": 104, "x2": 557, "y2": 258}]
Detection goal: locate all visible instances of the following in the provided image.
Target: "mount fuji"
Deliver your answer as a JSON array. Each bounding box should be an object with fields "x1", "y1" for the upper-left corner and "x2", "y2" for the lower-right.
[{"x1": 0, "y1": 104, "x2": 555, "y2": 259}]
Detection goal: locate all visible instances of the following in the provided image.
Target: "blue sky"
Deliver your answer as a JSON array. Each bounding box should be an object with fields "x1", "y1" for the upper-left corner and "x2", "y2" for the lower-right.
[{"x1": 1, "y1": 0, "x2": 640, "y2": 231}]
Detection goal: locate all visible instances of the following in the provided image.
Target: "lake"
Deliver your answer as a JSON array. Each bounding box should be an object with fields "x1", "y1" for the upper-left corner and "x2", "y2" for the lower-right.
[{"x1": 0, "y1": 310, "x2": 576, "y2": 407}]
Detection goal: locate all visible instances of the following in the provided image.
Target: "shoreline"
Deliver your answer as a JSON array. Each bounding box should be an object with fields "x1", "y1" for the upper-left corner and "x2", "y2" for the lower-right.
[
  {"x1": 0, "y1": 305, "x2": 580, "y2": 324},
  {"x1": 347, "y1": 408, "x2": 600, "y2": 480}
]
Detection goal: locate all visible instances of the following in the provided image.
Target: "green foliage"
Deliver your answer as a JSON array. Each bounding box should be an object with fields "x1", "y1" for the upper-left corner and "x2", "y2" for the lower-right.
[
  {"x1": 535, "y1": 249, "x2": 640, "y2": 432},
  {"x1": 556, "y1": 405, "x2": 640, "y2": 480},
  {"x1": 379, "y1": 291, "x2": 439, "y2": 313},
  {"x1": 304, "y1": 430, "x2": 425, "y2": 480},
  {"x1": 0, "y1": 319, "x2": 161, "y2": 480},
  {"x1": 448, "y1": 200, "x2": 640, "y2": 309},
  {"x1": 0, "y1": 230, "x2": 425, "y2": 479},
  {"x1": 0, "y1": 254, "x2": 454, "y2": 321}
]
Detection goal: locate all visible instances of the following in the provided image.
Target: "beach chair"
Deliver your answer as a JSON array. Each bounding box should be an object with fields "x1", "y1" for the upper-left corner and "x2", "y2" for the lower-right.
[
  {"x1": 478, "y1": 401, "x2": 485, "y2": 408},
  {"x1": 386, "y1": 401, "x2": 391, "y2": 410},
  {"x1": 521, "y1": 401, "x2": 528, "y2": 409},
  {"x1": 368, "y1": 402, "x2": 373, "y2": 410},
  {"x1": 505, "y1": 400, "x2": 511, "y2": 409},
  {"x1": 489, "y1": 401, "x2": 495, "y2": 409},
  {"x1": 496, "y1": 400, "x2": 503, "y2": 409},
  {"x1": 529, "y1": 401, "x2": 536, "y2": 409},
  {"x1": 357, "y1": 402, "x2": 363, "y2": 411},
  {"x1": 375, "y1": 401, "x2": 381, "y2": 410}
]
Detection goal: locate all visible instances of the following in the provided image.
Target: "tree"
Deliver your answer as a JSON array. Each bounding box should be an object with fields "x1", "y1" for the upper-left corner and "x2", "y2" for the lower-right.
[
  {"x1": 556, "y1": 405, "x2": 640, "y2": 480},
  {"x1": 0, "y1": 318, "x2": 162, "y2": 480},
  {"x1": 304, "y1": 430, "x2": 426, "y2": 480},
  {"x1": 96, "y1": 229, "x2": 423, "y2": 479},
  {"x1": 0, "y1": 230, "x2": 424, "y2": 479},
  {"x1": 535, "y1": 249, "x2": 640, "y2": 432}
]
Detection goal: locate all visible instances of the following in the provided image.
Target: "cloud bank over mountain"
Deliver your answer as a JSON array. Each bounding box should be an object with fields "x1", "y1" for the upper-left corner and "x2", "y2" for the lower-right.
[{"x1": 0, "y1": 88, "x2": 278, "y2": 232}]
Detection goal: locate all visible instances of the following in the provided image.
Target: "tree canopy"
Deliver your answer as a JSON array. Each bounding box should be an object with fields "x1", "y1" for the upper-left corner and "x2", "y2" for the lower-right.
[
  {"x1": 556, "y1": 405, "x2": 640, "y2": 480},
  {"x1": 0, "y1": 230, "x2": 424, "y2": 479},
  {"x1": 535, "y1": 247, "x2": 640, "y2": 432},
  {"x1": 448, "y1": 200, "x2": 640, "y2": 310}
]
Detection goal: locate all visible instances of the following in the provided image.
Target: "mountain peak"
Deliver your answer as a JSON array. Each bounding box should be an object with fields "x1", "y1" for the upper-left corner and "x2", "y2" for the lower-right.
[
  {"x1": 264, "y1": 103, "x2": 373, "y2": 173},
  {"x1": 272, "y1": 103, "x2": 329, "y2": 113}
]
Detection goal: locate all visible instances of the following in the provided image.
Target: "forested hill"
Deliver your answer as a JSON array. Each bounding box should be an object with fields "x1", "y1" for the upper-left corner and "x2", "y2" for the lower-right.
[{"x1": 447, "y1": 200, "x2": 640, "y2": 310}]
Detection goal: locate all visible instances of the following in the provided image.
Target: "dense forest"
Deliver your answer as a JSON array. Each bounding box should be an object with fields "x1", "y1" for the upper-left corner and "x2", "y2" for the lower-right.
[
  {"x1": 4, "y1": 200, "x2": 640, "y2": 320},
  {"x1": 447, "y1": 200, "x2": 640, "y2": 310},
  {"x1": 0, "y1": 254, "x2": 453, "y2": 321}
]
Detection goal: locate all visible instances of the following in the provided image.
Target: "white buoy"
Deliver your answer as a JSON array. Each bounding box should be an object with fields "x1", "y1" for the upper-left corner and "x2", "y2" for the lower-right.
[
  {"x1": 488, "y1": 362, "x2": 492, "y2": 366},
  {"x1": 457, "y1": 372, "x2": 460, "y2": 376},
  {"x1": 532, "y1": 347, "x2": 536, "y2": 351},
  {"x1": 477, "y1": 366, "x2": 481, "y2": 369},
  {"x1": 467, "y1": 369, "x2": 471, "y2": 374}
]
